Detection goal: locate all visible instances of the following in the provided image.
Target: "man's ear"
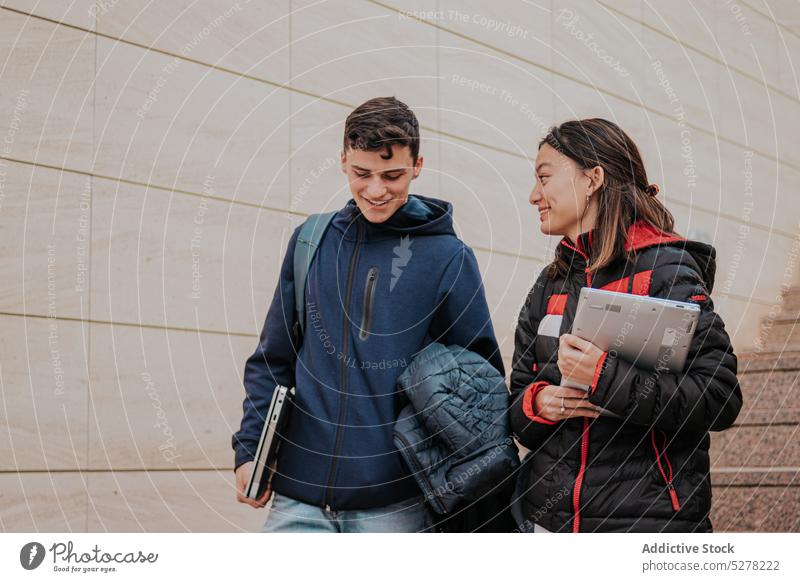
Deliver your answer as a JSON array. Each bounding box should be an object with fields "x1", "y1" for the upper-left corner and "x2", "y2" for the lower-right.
[
  {"x1": 585, "y1": 165, "x2": 604, "y2": 196},
  {"x1": 340, "y1": 149, "x2": 347, "y2": 174},
  {"x1": 412, "y1": 155, "x2": 424, "y2": 179}
]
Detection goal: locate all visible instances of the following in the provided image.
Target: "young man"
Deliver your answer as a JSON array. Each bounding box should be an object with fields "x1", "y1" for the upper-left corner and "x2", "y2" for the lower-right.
[{"x1": 232, "y1": 96, "x2": 503, "y2": 533}]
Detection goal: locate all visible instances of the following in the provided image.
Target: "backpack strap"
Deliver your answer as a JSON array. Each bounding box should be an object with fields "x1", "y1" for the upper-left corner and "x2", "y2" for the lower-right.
[{"x1": 293, "y1": 211, "x2": 337, "y2": 337}]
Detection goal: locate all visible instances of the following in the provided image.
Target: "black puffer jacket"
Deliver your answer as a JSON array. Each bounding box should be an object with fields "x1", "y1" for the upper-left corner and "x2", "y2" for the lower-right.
[
  {"x1": 394, "y1": 342, "x2": 520, "y2": 532},
  {"x1": 509, "y1": 221, "x2": 742, "y2": 533}
]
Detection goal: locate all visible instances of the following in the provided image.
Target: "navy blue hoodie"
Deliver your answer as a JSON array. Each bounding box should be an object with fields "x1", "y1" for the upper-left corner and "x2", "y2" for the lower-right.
[{"x1": 232, "y1": 195, "x2": 503, "y2": 510}]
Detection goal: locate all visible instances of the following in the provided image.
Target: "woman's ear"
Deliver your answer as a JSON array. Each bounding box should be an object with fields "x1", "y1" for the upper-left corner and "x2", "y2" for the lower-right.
[{"x1": 585, "y1": 165, "x2": 604, "y2": 196}]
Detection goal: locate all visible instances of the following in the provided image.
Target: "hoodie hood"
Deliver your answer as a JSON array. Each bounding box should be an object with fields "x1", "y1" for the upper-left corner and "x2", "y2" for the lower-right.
[
  {"x1": 565, "y1": 221, "x2": 718, "y2": 293},
  {"x1": 332, "y1": 194, "x2": 456, "y2": 241}
]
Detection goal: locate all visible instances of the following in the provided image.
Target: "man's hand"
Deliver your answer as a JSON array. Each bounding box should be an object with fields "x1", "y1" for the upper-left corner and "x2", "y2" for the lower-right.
[
  {"x1": 235, "y1": 461, "x2": 272, "y2": 508},
  {"x1": 558, "y1": 333, "x2": 605, "y2": 387},
  {"x1": 533, "y1": 384, "x2": 601, "y2": 422}
]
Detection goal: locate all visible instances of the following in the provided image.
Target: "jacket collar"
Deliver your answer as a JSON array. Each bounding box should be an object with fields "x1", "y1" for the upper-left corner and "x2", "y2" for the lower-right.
[{"x1": 560, "y1": 229, "x2": 594, "y2": 263}]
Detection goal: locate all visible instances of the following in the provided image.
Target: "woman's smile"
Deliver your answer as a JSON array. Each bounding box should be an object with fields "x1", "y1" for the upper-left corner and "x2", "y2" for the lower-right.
[{"x1": 538, "y1": 206, "x2": 550, "y2": 221}]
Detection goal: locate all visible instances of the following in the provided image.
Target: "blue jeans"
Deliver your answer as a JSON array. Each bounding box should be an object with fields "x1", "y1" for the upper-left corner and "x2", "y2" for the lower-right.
[{"x1": 261, "y1": 492, "x2": 435, "y2": 533}]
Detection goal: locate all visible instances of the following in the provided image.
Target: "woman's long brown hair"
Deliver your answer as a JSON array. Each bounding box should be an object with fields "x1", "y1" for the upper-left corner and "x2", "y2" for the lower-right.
[{"x1": 541, "y1": 118, "x2": 677, "y2": 279}]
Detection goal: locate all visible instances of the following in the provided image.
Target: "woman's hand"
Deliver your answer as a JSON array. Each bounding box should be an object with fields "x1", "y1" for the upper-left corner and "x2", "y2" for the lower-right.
[
  {"x1": 558, "y1": 333, "x2": 605, "y2": 387},
  {"x1": 534, "y1": 384, "x2": 601, "y2": 421}
]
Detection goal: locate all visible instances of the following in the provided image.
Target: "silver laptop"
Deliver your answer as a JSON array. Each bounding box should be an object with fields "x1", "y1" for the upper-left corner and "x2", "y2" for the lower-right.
[
  {"x1": 245, "y1": 385, "x2": 294, "y2": 500},
  {"x1": 564, "y1": 287, "x2": 701, "y2": 392}
]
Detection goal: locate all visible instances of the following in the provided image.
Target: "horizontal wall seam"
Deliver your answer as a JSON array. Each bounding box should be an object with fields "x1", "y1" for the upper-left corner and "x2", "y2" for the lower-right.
[
  {"x1": 366, "y1": 0, "x2": 800, "y2": 173},
  {"x1": 0, "y1": 311, "x2": 259, "y2": 338},
  {"x1": 597, "y1": 0, "x2": 800, "y2": 104},
  {"x1": 0, "y1": 468, "x2": 232, "y2": 474},
  {"x1": 3, "y1": 148, "x2": 798, "y2": 243},
  {"x1": 4, "y1": 5, "x2": 800, "y2": 178},
  {"x1": 741, "y1": 0, "x2": 800, "y2": 42}
]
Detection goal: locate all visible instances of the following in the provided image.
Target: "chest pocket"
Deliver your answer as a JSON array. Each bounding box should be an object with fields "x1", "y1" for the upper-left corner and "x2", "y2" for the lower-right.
[{"x1": 537, "y1": 293, "x2": 567, "y2": 338}]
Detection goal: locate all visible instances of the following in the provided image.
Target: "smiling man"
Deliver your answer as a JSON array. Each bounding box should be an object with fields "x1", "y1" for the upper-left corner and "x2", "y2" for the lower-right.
[{"x1": 231, "y1": 96, "x2": 503, "y2": 533}]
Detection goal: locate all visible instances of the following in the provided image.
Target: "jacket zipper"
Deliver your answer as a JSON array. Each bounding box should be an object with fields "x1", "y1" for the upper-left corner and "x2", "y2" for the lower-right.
[
  {"x1": 359, "y1": 267, "x2": 379, "y2": 340},
  {"x1": 393, "y1": 432, "x2": 447, "y2": 515},
  {"x1": 651, "y1": 429, "x2": 681, "y2": 511},
  {"x1": 572, "y1": 417, "x2": 590, "y2": 532},
  {"x1": 323, "y1": 221, "x2": 363, "y2": 511},
  {"x1": 560, "y1": 238, "x2": 593, "y2": 288},
  {"x1": 564, "y1": 233, "x2": 592, "y2": 532}
]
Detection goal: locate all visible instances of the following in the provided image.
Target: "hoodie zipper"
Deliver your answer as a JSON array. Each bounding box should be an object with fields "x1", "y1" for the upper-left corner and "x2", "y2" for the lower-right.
[
  {"x1": 323, "y1": 220, "x2": 363, "y2": 511},
  {"x1": 359, "y1": 267, "x2": 379, "y2": 340},
  {"x1": 651, "y1": 429, "x2": 681, "y2": 511},
  {"x1": 563, "y1": 233, "x2": 592, "y2": 533}
]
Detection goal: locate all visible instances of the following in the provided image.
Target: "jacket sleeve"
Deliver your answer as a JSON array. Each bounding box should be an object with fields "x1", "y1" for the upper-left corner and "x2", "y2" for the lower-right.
[
  {"x1": 231, "y1": 226, "x2": 301, "y2": 471},
  {"x1": 587, "y1": 249, "x2": 743, "y2": 435},
  {"x1": 428, "y1": 244, "x2": 505, "y2": 376},
  {"x1": 509, "y1": 272, "x2": 559, "y2": 450}
]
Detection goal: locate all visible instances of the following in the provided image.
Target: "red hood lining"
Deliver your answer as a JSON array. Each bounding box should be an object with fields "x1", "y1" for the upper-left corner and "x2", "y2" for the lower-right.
[{"x1": 624, "y1": 221, "x2": 683, "y2": 252}]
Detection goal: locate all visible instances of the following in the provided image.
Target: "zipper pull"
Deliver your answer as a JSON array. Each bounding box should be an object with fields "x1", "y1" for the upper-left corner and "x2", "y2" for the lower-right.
[
  {"x1": 325, "y1": 503, "x2": 332, "y2": 513},
  {"x1": 667, "y1": 483, "x2": 681, "y2": 511}
]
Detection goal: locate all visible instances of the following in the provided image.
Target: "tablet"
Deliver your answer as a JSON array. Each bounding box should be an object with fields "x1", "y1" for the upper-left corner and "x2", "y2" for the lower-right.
[
  {"x1": 563, "y1": 287, "x2": 700, "y2": 391},
  {"x1": 245, "y1": 385, "x2": 294, "y2": 500}
]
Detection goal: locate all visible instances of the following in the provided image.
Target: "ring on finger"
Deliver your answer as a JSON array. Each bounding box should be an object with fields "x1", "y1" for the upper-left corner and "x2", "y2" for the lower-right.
[{"x1": 560, "y1": 397, "x2": 565, "y2": 414}]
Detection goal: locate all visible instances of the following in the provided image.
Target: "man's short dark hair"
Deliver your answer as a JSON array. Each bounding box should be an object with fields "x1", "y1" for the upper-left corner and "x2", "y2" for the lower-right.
[{"x1": 343, "y1": 96, "x2": 420, "y2": 163}]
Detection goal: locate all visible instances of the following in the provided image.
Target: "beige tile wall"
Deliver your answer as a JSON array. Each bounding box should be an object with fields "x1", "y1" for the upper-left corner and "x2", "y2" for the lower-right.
[{"x1": 1, "y1": 0, "x2": 798, "y2": 531}]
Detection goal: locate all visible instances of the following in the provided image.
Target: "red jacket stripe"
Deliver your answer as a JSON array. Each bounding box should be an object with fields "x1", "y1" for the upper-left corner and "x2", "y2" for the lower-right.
[{"x1": 546, "y1": 293, "x2": 567, "y2": 315}]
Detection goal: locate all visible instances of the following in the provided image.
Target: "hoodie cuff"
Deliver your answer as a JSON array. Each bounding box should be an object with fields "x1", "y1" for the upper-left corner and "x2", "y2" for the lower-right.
[
  {"x1": 232, "y1": 438, "x2": 257, "y2": 473},
  {"x1": 522, "y1": 381, "x2": 558, "y2": 425}
]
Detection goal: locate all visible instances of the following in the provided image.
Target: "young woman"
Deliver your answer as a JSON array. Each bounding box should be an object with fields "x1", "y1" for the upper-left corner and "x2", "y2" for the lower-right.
[{"x1": 509, "y1": 119, "x2": 742, "y2": 533}]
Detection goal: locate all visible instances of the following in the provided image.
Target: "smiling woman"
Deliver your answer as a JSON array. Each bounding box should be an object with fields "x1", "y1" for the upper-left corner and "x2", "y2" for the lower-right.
[{"x1": 510, "y1": 118, "x2": 742, "y2": 533}]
